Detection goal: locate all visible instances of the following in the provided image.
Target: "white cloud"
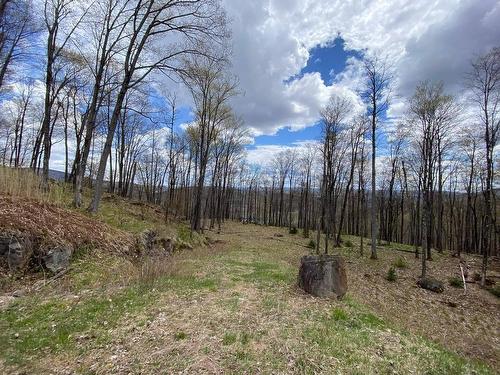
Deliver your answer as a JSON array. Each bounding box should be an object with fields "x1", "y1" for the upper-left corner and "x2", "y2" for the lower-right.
[
  {"x1": 246, "y1": 140, "x2": 321, "y2": 167},
  {"x1": 223, "y1": 0, "x2": 500, "y2": 136}
]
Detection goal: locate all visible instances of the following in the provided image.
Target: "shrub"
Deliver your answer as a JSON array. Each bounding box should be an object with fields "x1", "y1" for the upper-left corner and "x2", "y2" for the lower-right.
[
  {"x1": 393, "y1": 257, "x2": 407, "y2": 269},
  {"x1": 488, "y1": 285, "x2": 500, "y2": 298},
  {"x1": 448, "y1": 276, "x2": 463, "y2": 288},
  {"x1": 344, "y1": 240, "x2": 353, "y2": 248},
  {"x1": 307, "y1": 239, "x2": 316, "y2": 249},
  {"x1": 289, "y1": 227, "x2": 298, "y2": 234},
  {"x1": 386, "y1": 267, "x2": 397, "y2": 282}
]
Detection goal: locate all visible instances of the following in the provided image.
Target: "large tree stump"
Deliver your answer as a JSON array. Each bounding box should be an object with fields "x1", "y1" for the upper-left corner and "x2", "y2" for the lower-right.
[{"x1": 299, "y1": 255, "x2": 347, "y2": 298}]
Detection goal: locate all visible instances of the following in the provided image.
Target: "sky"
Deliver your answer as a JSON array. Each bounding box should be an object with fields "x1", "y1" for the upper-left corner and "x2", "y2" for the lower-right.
[
  {"x1": 4, "y1": 0, "x2": 500, "y2": 172},
  {"x1": 215, "y1": 0, "x2": 500, "y2": 166}
]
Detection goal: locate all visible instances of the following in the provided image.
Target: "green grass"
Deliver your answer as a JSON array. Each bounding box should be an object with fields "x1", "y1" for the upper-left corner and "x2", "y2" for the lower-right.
[
  {"x1": 344, "y1": 239, "x2": 353, "y2": 248},
  {"x1": 0, "y1": 286, "x2": 150, "y2": 365},
  {"x1": 224, "y1": 258, "x2": 293, "y2": 284},
  {"x1": 261, "y1": 295, "x2": 287, "y2": 311},
  {"x1": 222, "y1": 332, "x2": 237, "y2": 345},
  {"x1": 174, "y1": 331, "x2": 187, "y2": 340},
  {"x1": 0, "y1": 271, "x2": 218, "y2": 367},
  {"x1": 240, "y1": 331, "x2": 251, "y2": 345},
  {"x1": 177, "y1": 224, "x2": 192, "y2": 242},
  {"x1": 0, "y1": 211, "x2": 496, "y2": 374},
  {"x1": 300, "y1": 302, "x2": 491, "y2": 374},
  {"x1": 97, "y1": 196, "x2": 163, "y2": 233},
  {"x1": 332, "y1": 307, "x2": 349, "y2": 321}
]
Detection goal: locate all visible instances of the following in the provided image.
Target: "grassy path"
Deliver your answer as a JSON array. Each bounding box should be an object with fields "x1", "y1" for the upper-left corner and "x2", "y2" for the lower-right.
[{"x1": 0, "y1": 222, "x2": 497, "y2": 374}]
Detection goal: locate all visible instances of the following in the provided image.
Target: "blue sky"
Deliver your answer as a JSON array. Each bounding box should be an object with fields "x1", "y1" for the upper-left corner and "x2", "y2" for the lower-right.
[
  {"x1": 11, "y1": 0, "x2": 499, "y2": 171},
  {"x1": 294, "y1": 38, "x2": 362, "y2": 85},
  {"x1": 247, "y1": 37, "x2": 363, "y2": 150}
]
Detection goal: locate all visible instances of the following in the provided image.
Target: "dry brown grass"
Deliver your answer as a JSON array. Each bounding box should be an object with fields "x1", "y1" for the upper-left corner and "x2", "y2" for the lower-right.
[
  {"x1": 0, "y1": 195, "x2": 135, "y2": 258},
  {"x1": 0, "y1": 167, "x2": 70, "y2": 204},
  {"x1": 57, "y1": 223, "x2": 497, "y2": 374},
  {"x1": 138, "y1": 256, "x2": 175, "y2": 284},
  {"x1": 343, "y1": 244, "x2": 500, "y2": 368}
]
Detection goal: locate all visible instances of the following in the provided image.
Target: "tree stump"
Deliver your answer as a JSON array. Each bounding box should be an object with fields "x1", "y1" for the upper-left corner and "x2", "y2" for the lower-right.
[{"x1": 298, "y1": 254, "x2": 347, "y2": 298}]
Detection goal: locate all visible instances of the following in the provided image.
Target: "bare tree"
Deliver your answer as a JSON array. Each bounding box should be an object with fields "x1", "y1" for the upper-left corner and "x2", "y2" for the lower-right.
[
  {"x1": 0, "y1": 0, "x2": 37, "y2": 90},
  {"x1": 361, "y1": 54, "x2": 393, "y2": 259},
  {"x1": 184, "y1": 54, "x2": 237, "y2": 231},
  {"x1": 408, "y1": 81, "x2": 457, "y2": 278},
  {"x1": 318, "y1": 94, "x2": 351, "y2": 254},
  {"x1": 37, "y1": 0, "x2": 87, "y2": 190},
  {"x1": 336, "y1": 115, "x2": 367, "y2": 246},
  {"x1": 467, "y1": 47, "x2": 500, "y2": 286},
  {"x1": 88, "y1": 0, "x2": 229, "y2": 213},
  {"x1": 273, "y1": 150, "x2": 292, "y2": 228},
  {"x1": 73, "y1": 0, "x2": 133, "y2": 207}
]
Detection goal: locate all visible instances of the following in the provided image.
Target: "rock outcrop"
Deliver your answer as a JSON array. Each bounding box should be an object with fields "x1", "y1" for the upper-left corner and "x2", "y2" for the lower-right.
[
  {"x1": 137, "y1": 229, "x2": 173, "y2": 257},
  {"x1": 0, "y1": 234, "x2": 33, "y2": 272},
  {"x1": 417, "y1": 277, "x2": 444, "y2": 293},
  {"x1": 43, "y1": 245, "x2": 73, "y2": 273}
]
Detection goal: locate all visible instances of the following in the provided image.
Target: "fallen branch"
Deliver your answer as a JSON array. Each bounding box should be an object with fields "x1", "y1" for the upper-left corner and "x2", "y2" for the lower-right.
[{"x1": 460, "y1": 264, "x2": 467, "y2": 295}]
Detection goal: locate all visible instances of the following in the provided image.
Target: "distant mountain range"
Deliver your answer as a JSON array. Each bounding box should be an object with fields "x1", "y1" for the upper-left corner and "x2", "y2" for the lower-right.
[{"x1": 47, "y1": 169, "x2": 66, "y2": 181}]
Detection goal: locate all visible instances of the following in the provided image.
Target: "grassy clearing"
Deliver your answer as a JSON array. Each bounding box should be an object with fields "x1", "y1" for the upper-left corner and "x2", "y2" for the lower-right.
[{"x1": 0, "y1": 214, "x2": 498, "y2": 373}]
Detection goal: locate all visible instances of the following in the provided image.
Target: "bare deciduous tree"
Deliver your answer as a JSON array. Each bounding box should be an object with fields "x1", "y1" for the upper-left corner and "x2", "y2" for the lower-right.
[
  {"x1": 361, "y1": 55, "x2": 393, "y2": 260},
  {"x1": 467, "y1": 47, "x2": 500, "y2": 286}
]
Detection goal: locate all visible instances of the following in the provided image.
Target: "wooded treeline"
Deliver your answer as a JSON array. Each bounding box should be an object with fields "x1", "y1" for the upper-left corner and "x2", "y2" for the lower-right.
[{"x1": 0, "y1": 1, "x2": 498, "y2": 282}]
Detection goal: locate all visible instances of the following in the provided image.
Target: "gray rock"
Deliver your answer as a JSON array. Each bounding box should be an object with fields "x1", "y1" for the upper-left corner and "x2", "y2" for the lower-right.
[
  {"x1": 12, "y1": 289, "x2": 25, "y2": 298},
  {"x1": 417, "y1": 277, "x2": 444, "y2": 293},
  {"x1": 159, "y1": 238, "x2": 173, "y2": 254},
  {"x1": 0, "y1": 234, "x2": 33, "y2": 271},
  {"x1": 299, "y1": 254, "x2": 348, "y2": 298},
  {"x1": 139, "y1": 229, "x2": 157, "y2": 253},
  {"x1": 43, "y1": 245, "x2": 73, "y2": 273},
  {"x1": 138, "y1": 230, "x2": 173, "y2": 256}
]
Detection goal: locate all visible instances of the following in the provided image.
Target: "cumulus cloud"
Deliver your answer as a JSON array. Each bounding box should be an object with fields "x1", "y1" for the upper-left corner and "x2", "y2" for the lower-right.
[
  {"x1": 396, "y1": 0, "x2": 500, "y2": 97},
  {"x1": 222, "y1": 0, "x2": 499, "y2": 135}
]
